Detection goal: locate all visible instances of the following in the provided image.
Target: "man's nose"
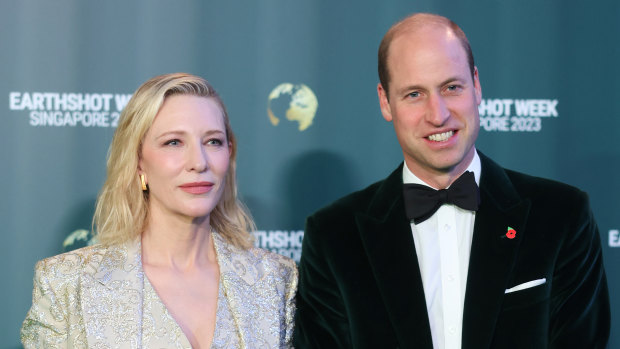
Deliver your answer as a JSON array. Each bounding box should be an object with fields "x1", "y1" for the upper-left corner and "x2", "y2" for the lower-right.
[{"x1": 426, "y1": 94, "x2": 450, "y2": 125}]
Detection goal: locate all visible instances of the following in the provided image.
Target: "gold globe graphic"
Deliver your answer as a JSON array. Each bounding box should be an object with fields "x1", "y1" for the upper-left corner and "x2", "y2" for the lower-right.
[
  {"x1": 267, "y1": 83, "x2": 318, "y2": 131},
  {"x1": 62, "y1": 229, "x2": 97, "y2": 252}
]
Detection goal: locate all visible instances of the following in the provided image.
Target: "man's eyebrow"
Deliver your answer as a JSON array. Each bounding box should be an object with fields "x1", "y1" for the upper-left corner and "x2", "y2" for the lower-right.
[
  {"x1": 395, "y1": 76, "x2": 468, "y2": 94},
  {"x1": 440, "y1": 76, "x2": 467, "y2": 86},
  {"x1": 395, "y1": 84, "x2": 426, "y2": 96}
]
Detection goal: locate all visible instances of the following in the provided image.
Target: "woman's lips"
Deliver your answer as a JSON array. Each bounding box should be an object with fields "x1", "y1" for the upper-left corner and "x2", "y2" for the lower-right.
[{"x1": 179, "y1": 182, "x2": 213, "y2": 194}]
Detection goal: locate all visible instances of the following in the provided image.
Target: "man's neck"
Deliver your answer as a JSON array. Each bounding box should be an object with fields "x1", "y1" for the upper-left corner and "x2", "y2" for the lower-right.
[{"x1": 403, "y1": 149, "x2": 479, "y2": 189}]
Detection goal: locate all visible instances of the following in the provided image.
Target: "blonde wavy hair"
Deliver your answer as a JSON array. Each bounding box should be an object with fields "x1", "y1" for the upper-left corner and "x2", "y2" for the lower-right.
[{"x1": 93, "y1": 73, "x2": 255, "y2": 249}]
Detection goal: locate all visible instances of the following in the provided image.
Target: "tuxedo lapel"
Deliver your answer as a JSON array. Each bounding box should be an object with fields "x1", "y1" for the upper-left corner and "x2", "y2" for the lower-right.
[
  {"x1": 356, "y1": 164, "x2": 434, "y2": 348},
  {"x1": 81, "y1": 241, "x2": 144, "y2": 347},
  {"x1": 462, "y1": 153, "x2": 531, "y2": 349}
]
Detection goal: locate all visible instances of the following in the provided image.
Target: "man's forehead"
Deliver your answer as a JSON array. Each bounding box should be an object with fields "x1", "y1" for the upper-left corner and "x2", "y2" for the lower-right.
[
  {"x1": 387, "y1": 32, "x2": 472, "y2": 91},
  {"x1": 408, "y1": 24, "x2": 469, "y2": 59},
  {"x1": 388, "y1": 28, "x2": 464, "y2": 68},
  {"x1": 391, "y1": 23, "x2": 456, "y2": 48}
]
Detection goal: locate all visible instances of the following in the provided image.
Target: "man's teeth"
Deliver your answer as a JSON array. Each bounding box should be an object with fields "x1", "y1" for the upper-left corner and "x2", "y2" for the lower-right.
[{"x1": 428, "y1": 131, "x2": 454, "y2": 142}]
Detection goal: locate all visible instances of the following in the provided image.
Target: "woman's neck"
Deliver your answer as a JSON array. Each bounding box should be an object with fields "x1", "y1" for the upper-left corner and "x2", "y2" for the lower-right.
[{"x1": 141, "y1": 212, "x2": 217, "y2": 271}]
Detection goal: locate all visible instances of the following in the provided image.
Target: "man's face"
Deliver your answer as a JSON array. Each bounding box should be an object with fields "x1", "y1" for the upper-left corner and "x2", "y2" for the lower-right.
[{"x1": 378, "y1": 25, "x2": 481, "y2": 187}]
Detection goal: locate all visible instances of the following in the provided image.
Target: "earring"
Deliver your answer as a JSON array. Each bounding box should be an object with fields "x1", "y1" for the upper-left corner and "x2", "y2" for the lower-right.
[{"x1": 140, "y1": 174, "x2": 147, "y2": 191}]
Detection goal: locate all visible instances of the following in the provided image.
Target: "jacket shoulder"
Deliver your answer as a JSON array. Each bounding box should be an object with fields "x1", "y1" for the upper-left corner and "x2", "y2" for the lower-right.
[
  {"x1": 215, "y1": 233, "x2": 297, "y2": 285},
  {"x1": 246, "y1": 246, "x2": 298, "y2": 280},
  {"x1": 480, "y1": 151, "x2": 586, "y2": 202},
  {"x1": 504, "y1": 168, "x2": 587, "y2": 202},
  {"x1": 34, "y1": 244, "x2": 109, "y2": 281},
  {"x1": 310, "y1": 178, "x2": 386, "y2": 221},
  {"x1": 22, "y1": 245, "x2": 109, "y2": 346}
]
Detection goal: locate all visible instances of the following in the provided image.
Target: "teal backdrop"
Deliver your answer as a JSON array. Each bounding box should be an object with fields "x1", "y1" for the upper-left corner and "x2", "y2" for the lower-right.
[{"x1": 1, "y1": 0, "x2": 618, "y2": 347}]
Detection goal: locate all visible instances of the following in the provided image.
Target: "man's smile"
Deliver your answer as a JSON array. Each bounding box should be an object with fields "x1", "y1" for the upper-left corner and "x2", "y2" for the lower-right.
[{"x1": 427, "y1": 130, "x2": 454, "y2": 142}]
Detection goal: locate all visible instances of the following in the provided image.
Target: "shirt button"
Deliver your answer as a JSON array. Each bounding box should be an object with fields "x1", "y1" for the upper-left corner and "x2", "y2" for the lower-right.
[
  {"x1": 444, "y1": 224, "x2": 451, "y2": 231},
  {"x1": 449, "y1": 326, "x2": 456, "y2": 334},
  {"x1": 448, "y1": 274, "x2": 455, "y2": 282}
]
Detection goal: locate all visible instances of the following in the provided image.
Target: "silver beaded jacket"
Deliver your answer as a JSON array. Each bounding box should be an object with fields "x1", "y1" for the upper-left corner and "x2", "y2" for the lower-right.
[{"x1": 21, "y1": 232, "x2": 297, "y2": 348}]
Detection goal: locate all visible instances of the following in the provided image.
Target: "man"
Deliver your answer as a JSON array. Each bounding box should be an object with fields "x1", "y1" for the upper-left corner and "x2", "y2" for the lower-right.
[{"x1": 294, "y1": 13, "x2": 610, "y2": 349}]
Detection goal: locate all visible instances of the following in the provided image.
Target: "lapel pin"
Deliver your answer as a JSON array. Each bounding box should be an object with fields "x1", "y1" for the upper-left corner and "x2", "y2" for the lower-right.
[{"x1": 505, "y1": 226, "x2": 516, "y2": 239}]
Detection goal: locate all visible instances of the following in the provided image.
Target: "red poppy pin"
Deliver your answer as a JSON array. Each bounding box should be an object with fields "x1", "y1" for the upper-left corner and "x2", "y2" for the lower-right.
[{"x1": 506, "y1": 227, "x2": 516, "y2": 239}]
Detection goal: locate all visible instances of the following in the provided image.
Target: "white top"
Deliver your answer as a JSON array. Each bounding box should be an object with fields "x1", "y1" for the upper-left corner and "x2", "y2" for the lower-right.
[{"x1": 402, "y1": 150, "x2": 481, "y2": 349}]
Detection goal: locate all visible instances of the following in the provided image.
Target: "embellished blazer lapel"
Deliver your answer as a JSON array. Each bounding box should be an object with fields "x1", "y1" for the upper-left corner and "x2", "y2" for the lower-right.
[
  {"x1": 462, "y1": 153, "x2": 531, "y2": 349},
  {"x1": 214, "y1": 232, "x2": 262, "y2": 286},
  {"x1": 356, "y1": 164, "x2": 434, "y2": 348},
  {"x1": 213, "y1": 233, "x2": 259, "y2": 345},
  {"x1": 214, "y1": 232, "x2": 297, "y2": 348},
  {"x1": 81, "y1": 240, "x2": 145, "y2": 348}
]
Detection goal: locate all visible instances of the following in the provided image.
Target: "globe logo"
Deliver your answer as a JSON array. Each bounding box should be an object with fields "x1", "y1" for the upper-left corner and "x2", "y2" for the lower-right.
[
  {"x1": 62, "y1": 229, "x2": 97, "y2": 252},
  {"x1": 267, "y1": 83, "x2": 318, "y2": 131}
]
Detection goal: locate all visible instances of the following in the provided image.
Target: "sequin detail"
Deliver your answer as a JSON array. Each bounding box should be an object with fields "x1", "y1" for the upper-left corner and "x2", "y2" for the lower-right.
[{"x1": 21, "y1": 233, "x2": 297, "y2": 348}]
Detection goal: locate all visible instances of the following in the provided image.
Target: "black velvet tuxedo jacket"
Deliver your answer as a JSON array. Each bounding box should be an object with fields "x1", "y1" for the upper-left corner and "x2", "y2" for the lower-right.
[{"x1": 294, "y1": 152, "x2": 610, "y2": 348}]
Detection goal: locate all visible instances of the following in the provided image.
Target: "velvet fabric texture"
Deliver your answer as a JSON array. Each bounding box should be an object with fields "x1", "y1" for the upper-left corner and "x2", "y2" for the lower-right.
[{"x1": 294, "y1": 152, "x2": 610, "y2": 348}]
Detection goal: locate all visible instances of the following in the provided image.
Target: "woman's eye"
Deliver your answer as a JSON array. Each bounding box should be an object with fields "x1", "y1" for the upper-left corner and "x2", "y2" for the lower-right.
[
  {"x1": 164, "y1": 139, "x2": 181, "y2": 146},
  {"x1": 207, "y1": 138, "x2": 223, "y2": 146}
]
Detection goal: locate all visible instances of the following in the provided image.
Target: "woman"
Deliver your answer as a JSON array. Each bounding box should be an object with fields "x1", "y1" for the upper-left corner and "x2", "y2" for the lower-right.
[{"x1": 21, "y1": 73, "x2": 297, "y2": 348}]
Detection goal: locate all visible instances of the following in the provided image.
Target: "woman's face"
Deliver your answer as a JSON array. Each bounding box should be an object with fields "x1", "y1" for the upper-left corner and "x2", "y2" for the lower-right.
[{"x1": 139, "y1": 95, "x2": 230, "y2": 223}]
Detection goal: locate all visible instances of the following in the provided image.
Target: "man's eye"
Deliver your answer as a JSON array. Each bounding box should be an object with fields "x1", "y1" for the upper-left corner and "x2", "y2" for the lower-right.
[{"x1": 407, "y1": 91, "x2": 420, "y2": 98}]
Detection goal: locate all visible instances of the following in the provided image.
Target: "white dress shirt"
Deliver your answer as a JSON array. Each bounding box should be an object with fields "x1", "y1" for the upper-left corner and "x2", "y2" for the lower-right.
[{"x1": 402, "y1": 150, "x2": 481, "y2": 349}]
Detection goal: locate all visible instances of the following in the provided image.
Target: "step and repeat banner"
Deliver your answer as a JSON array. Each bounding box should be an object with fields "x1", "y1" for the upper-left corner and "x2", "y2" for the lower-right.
[{"x1": 2, "y1": 0, "x2": 618, "y2": 347}]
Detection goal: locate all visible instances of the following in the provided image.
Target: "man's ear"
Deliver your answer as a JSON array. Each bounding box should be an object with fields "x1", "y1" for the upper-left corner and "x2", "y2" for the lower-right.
[
  {"x1": 377, "y1": 83, "x2": 393, "y2": 122},
  {"x1": 473, "y1": 66, "x2": 482, "y2": 105}
]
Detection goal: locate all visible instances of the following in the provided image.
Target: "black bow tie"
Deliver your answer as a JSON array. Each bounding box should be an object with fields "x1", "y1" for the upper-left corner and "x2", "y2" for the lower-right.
[{"x1": 403, "y1": 171, "x2": 480, "y2": 224}]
